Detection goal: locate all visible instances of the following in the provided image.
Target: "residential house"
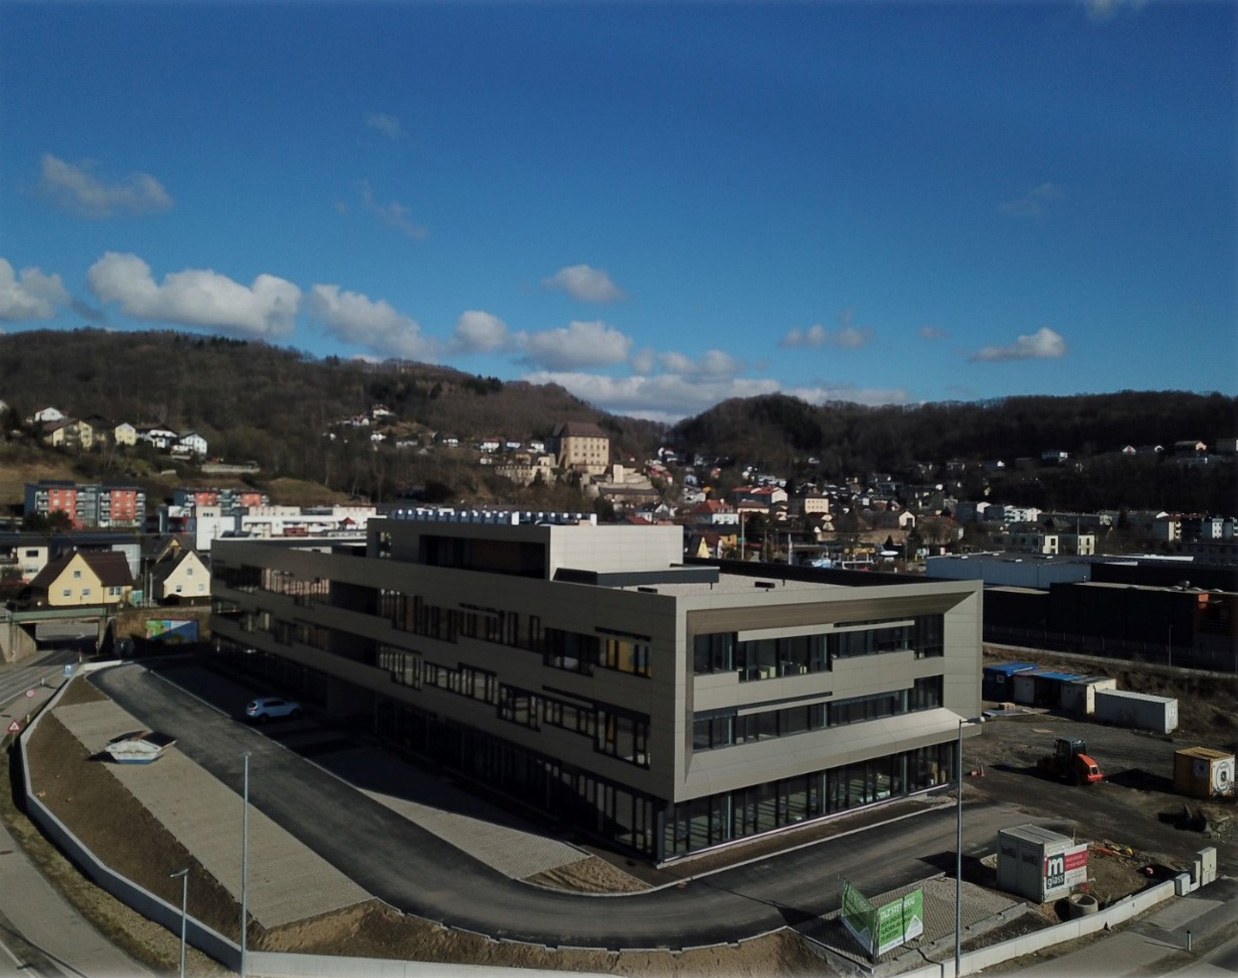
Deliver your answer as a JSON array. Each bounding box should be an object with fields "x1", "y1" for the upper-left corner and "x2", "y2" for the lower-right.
[
  {"x1": 798, "y1": 493, "x2": 831, "y2": 517},
  {"x1": 138, "y1": 425, "x2": 179, "y2": 450},
  {"x1": 28, "y1": 550, "x2": 133, "y2": 608},
  {"x1": 1173, "y1": 440, "x2": 1207, "y2": 457},
  {"x1": 731, "y1": 486, "x2": 788, "y2": 512},
  {"x1": 0, "y1": 534, "x2": 51, "y2": 582},
  {"x1": 176, "y1": 431, "x2": 209, "y2": 457},
  {"x1": 149, "y1": 549, "x2": 212, "y2": 603},
  {"x1": 113, "y1": 422, "x2": 138, "y2": 446},
  {"x1": 476, "y1": 437, "x2": 502, "y2": 453},
  {"x1": 30, "y1": 406, "x2": 65, "y2": 424},
  {"x1": 689, "y1": 500, "x2": 740, "y2": 526}
]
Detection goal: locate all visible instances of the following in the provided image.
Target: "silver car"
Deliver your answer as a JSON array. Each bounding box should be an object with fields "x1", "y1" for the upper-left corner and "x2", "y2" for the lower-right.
[{"x1": 244, "y1": 696, "x2": 302, "y2": 722}]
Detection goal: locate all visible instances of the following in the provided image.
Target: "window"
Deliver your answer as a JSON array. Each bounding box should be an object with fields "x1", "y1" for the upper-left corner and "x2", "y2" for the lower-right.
[
  {"x1": 596, "y1": 707, "x2": 650, "y2": 767},
  {"x1": 62, "y1": 588, "x2": 71, "y2": 598},
  {"x1": 72, "y1": 569, "x2": 82, "y2": 580},
  {"x1": 599, "y1": 629, "x2": 651, "y2": 677},
  {"x1": 499, "y1": 686, "x2": 539, "y2": 729}
]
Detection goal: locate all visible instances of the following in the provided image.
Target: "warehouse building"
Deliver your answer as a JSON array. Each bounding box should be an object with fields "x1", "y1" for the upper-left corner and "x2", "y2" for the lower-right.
[{"x1": 210, "y1": 510, "x2": 982, "y2": 862}]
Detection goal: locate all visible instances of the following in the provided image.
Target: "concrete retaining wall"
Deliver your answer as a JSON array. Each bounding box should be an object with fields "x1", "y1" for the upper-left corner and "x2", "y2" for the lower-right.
[
  {"x1": 17, "y1": 669, "x2": 242, "y2": 972},
  {"x1": 901, "y1": 878, "x2": 1178, "y2": 978},
  {"x1": 247, "y1": 951, "x2": 607, "y2": 978}
]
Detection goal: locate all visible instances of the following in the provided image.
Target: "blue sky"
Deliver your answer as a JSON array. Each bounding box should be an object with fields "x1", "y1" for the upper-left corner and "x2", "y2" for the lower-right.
[{"x1": 1, "y1": 0, "x2": 1234, "y2": 422}]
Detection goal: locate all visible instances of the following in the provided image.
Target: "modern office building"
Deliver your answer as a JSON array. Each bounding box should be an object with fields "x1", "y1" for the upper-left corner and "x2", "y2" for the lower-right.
[{"x1": 210, "y1": 510, "x2": 982, "y2": 862}]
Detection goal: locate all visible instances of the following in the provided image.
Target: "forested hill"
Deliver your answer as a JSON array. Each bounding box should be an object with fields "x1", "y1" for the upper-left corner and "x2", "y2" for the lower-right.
[
  {"x1": 0, "y1": 328, "x2": 661, "y2": 465},
  {"x1": 670, "y1": 392, "x2": 1238, "y2": 475},
  {"x1": 0, "y1": 329, "x2": 1234, "y2": 508}
]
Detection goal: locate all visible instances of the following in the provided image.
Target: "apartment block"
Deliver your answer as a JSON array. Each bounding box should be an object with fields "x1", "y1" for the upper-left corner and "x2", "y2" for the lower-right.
[
  {"x1": 24, "y1": 481, "x2": 146, "y2": 529},
  {"x1": 210, "y1": 511, "x2": 981, "y2": 862}
]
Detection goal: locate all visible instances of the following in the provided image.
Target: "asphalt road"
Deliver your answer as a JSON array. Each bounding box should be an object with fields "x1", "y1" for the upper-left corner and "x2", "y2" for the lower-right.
[{"x1": 91, "y1": 663, "x2": 1034, "y2": 949}]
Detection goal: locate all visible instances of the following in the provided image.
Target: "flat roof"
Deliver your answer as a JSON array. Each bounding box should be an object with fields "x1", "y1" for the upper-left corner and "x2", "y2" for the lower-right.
[{"x1": 620, "y1": 572, "x2": 838, "y2": 597}]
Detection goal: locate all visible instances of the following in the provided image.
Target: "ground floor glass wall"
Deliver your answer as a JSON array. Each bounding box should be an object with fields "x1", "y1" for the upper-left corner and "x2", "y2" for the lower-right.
[
  {"x1": 374, "y1": 695, "x2": 656, "y2": 856},
  {"x1": 661, "y1": 742, "x2": 955, "y2": 859}
]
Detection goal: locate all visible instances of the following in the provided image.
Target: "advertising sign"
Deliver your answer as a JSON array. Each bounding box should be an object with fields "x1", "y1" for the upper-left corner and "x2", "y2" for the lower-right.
[
  {"x1": 840, "y1": 880, "x2": 924, "y2": 958},
  {"x1": 1044, "y1": 843, "x2": 1089, "y2": 895},
  {"x1": 145, "y1": 619, "x2": 199, "y2": 642},
  {"x1": 876, "y1": 889, "x2": 925, "y2": 955},
  {"x1": 840, "y1": 879, "x2": 877, "y2": 957}
]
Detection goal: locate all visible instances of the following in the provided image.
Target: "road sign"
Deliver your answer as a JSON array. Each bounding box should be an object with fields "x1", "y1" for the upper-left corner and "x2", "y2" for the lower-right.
[
  {"x1": 25, "y1": 688, "x2": 35, "y2": 698},
  {"x1": 6, "y1": 720, "x2": 20, "y2": 734},
  {"x1": 64, "y1": 664, "x2": 74, "y2": 678}
]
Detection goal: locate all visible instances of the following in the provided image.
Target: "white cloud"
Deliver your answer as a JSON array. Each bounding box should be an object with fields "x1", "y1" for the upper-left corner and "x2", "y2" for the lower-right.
[
  {"x1": 542, "y1": 264, "x2": 625, "y2": 303},
  {"x1": 365, "y1": 112, "x2": 406, "y2": 139},
  {"x1": 784, "y1": 383, "x2": 912, "y2": 408},
  {"x1": 359, "y1": 181, "x2": 427, "y2": 239},
  {"x1": 515, "y1": 319, "x2": 632, "y2": 370},
  {"x1": 87, "y1": 252, "x2": 299, "y2": 336},
  {"x1": 522, "y1": 370, "x2": 781, "y2": 423},
  {"x1": 970, "y1": 326, "x2": 1067, "y2": 362},
  {"x1": 0, "y1": 258, "x2": 70, "y2": 320},
  {"x1": 780, "y1": 321, "x2": 871, "y2": 349},
  {"x1": 307, "y1": 284, "x2": 433, "y2": 360},
  {"x1": 656, "y1": 348, "x2": 745, "y2": 378},
  {"x1": 629, "y1": 347, "x2": 658, "y2": 375},
  {"x1": 1084, "y1": 0, "x2": 1146, "y2": 22},
  {"x1": 918, "y1": 326, "x2": 948, "y2": 340},
  {"x1": 1000, "y1": 182, "x2": 1067, "y2": 217},
  {"x1": 450, "y1": 310, "x2": 508, "y2": 353},
  {"x1": 39, "y1": 153, "x2": 172, "y2": 218}
]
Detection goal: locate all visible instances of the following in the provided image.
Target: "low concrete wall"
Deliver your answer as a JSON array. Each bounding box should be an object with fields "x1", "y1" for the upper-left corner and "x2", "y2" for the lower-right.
[
  {"x1": 901, "y1": 878, "x2": 1178, "y2": 978},
  {"x1": 248, "y1": 951, "x2": 607, "y2": 978},
  {"x1": 16, "y1": 671, "x2": 242, "y2": 971}
]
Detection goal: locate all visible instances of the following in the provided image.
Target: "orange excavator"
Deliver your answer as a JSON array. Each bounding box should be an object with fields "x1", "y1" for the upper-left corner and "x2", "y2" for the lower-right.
[{"x1": 1037, "y1": 737, "x2": 1104, "y2": 785}]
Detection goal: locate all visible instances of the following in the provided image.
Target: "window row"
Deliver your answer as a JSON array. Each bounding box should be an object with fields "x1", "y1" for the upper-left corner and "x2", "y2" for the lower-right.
[
  {"x1": 692, "y1": 614, "x2": 945, "y2": 680},
  {"x1": 693, "y1": 676, "x2": 944, "y2": 751},
  {"x1": 498, "y1": 686, "x2": 650, "y2": 767},
  {"x1": 376, "y1": 590, "x2": 651, "y2": 678}
]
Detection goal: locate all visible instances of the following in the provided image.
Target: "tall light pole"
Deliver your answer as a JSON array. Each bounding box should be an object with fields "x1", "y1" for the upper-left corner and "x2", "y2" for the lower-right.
[
  {"x1": 956, "y1": 715, "x2": 984, "y2": 978},
  {"x1": 169, "y1": 867, "x2": 189, "y2": 978},
  {"x1": 241, "y1": 750, "x2": 251, "y2": 978}
]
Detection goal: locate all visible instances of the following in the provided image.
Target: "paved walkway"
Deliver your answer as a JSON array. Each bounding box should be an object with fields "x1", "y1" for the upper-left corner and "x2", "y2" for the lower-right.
[
  {"x1": 1, "y1": 671, "x2": 152, "y2": 978},
  {"x1": 54, "y1": 699, "x2": 371, "y2": 928},
  {"x1": 1013, "y1": 877, "x2": 1238, "y2": 978},
  {"x1": 153, "y1": 661, "x2": 589, "y2": 880}
]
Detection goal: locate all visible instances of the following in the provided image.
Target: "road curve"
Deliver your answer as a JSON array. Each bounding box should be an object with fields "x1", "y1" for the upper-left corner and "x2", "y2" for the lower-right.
[{"x1": 90, "y1": 663, "x2": 1024, "y2": 949}]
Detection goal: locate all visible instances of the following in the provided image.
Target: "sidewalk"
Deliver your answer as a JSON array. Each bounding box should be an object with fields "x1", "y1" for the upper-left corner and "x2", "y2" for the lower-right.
[
  {"x1": 1011, "y1": 877, "x2": 1238, "y2": 977},
  {"x1": 1, "y1": 677, "x2": 152, "y2": 978}
]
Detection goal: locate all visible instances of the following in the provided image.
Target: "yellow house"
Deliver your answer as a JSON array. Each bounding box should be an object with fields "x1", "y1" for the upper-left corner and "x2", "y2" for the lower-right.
[
  {"x1": 29, "y1": 551, "x2": 133, "y2": 607},
  {"x1": 113, "y1": 422, "x2": 138, "y2": 446},
  {"x1": 150, "y1": 549, "x2": 212, "y2": 603}
]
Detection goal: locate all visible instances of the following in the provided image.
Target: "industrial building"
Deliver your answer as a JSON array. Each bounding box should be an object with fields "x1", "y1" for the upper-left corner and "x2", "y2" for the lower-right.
[{"x1": 210, "y1": 510, "x2": 982, "y2": 862}]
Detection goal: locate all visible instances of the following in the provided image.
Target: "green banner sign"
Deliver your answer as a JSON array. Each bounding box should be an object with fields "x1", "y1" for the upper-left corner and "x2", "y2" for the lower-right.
[
  {"x1": 875, "y1": 888, "x2": 924, "y2": 955},
  {"x1": 840, "y1": 879, "x2": 877, "y2": 956},
  {"x1": 839, "y1": 880, "x2": 923, "y2": 959}
]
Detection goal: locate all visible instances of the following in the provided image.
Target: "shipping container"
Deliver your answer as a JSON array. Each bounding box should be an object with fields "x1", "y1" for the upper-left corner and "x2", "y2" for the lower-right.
[
  {"x1": 982, "y1": 662, "x2": 1037, "y2": 701},
  {"x1": 1059, "y1": 676, "x2": 1118, "y2": 716},
  {"x1": 1012, "y1": 669, "x2": 1084, "y2": 708},
  {"x1": 996, "y1": 824, "x2": 1089, "y2": 902},
  {"x1": 1093, "y1": 689, "x2": 1178, "y2": 734},
  {"x1": 1173, "y1": 747, "x2": 1235, "y2": 799}
]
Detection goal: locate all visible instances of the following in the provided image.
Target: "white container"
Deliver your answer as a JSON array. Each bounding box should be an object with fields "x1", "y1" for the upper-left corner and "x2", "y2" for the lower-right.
[
  {"x1": 1094, "y1": 689, "x2": 1178, "y2": 734},
  {"x1": 1060, "y1": 677, "x2": 1117, "y2": 716},
  {"x1": 996, "y1": 824, "x2": 1089, "y2": 902}
]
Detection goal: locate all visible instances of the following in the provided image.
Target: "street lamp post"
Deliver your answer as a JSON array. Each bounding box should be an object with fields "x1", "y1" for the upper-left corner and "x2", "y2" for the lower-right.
[
  {"x1": 169, "y1": 867, "x2": 189, "y2": 978},
  {"x1": 241, "y1": 751, "x2": 251, "y2": 978},
  {"x1": 956, "y1": 715, "x2": 984, "y2": 978}
]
